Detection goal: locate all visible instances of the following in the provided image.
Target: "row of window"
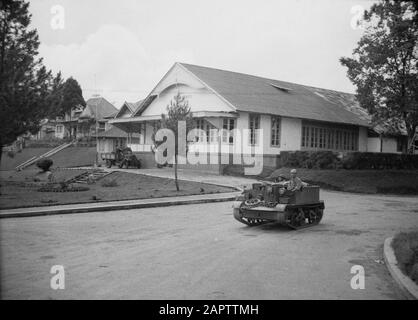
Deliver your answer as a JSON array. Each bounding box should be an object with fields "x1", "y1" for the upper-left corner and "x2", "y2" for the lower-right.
[
  {"x1": 248, "y1": 114, "x2": 282, "y2": 147},
  {"x1": 301, "y1": 124, "x2": 358, "y2": 151},
  {"x1": 193, "y1": 116, "x2": 282, "y2": 147},
  {"x1": 135, "y1": 118, "x2": 359, "y2": 152}
]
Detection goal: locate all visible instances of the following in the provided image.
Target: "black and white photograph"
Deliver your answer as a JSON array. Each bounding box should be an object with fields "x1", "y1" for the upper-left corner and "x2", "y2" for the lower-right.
[{"x1": 1, "y1": 0, "x2": 418, "y2": 306}]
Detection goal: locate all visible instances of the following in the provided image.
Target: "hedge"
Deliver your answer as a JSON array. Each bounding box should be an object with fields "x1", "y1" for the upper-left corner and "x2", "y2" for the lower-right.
[{"x1": 279, "y1": 151, "x2": 418, "y2": 170}]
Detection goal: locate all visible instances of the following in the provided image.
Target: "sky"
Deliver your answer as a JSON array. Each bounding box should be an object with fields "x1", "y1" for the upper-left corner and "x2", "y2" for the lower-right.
[{"x1": 29, "y1": 0, "x2": 376, "y2": 108}]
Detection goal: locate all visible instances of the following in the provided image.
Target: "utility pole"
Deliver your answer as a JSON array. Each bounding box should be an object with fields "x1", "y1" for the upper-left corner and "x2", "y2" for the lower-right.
[{"x1": 94, "y1": 74, "x2": 99, "y2": 167}]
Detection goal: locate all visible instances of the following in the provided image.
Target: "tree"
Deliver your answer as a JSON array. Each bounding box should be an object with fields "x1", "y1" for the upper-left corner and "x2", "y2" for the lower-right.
[
  {"x1": 46, "y1": 71, "x2": 64, "y2": 117},
  {"x1": 60, "y1": 77, "x2": 85, "y2": 115},
  {"x1": 156, "y1": 92, "x2": 193, "y2": 191},
  {"x1": 0, "y1": 0, "x2": 56, "y2": 163},
  {"x1": 46, "y1": 75, "x2": 85, "y2": 118},
  {"x1": 340, "y1": 0, "x2": 418, "y2": 153}
]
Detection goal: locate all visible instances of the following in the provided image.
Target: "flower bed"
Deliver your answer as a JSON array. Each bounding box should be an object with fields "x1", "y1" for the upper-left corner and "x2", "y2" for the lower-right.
[
  {"x1": 37, "y1": 185, "x2": 89, "y2": 192},
  {"x1": 0, "y1": 171, "x2": 235, "y2": 209}
]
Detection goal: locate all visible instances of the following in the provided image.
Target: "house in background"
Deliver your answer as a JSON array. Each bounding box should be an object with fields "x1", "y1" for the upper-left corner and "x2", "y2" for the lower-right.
[
  {"x1": 31, "y1": 118, "x2": 66, "y2": 140},
  {"x1": 60, "y1": 96, "x2": 118, "y2": 140},
  {"x1": 109, "y1": 63, "x2": 411, "y2": 173},
  {"x1": 97, "y1": 100, "x2": 143, "y2": 158}
]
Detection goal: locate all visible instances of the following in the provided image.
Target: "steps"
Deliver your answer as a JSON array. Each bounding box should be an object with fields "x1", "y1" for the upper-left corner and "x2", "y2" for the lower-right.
[
  {"x1": 15, "y1": 141, "x2": 75, "y2": 171},
  {"x1": 65, "y1": 169, "x2": 110, "y2": 184}
]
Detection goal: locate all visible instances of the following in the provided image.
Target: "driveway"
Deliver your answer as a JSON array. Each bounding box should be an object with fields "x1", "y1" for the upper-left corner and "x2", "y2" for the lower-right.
[
  {"x1": 1, "y1": 190, "x2": 417, "y2": 299},
  {"x1": 107, "y1": 167, "x2": 259, "y2": 189}
]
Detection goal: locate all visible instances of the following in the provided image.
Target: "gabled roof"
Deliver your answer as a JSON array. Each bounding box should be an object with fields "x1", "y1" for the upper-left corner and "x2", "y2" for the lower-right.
[
  {"x1": 79, "y1": 97, "x2": 118, "y2": 120},
  {"x1": 115, "y1": 100, "x2": 144, "y2": 118},
  {"x1": 178, "y1": 63, "x2": 370, "y2": 127}
]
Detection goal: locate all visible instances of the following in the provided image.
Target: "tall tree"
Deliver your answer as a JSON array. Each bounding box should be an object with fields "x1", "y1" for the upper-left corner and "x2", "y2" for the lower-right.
[
  {"x1": 340, "y1": 0, "x2": 418, "y2": 153},
  {"x1": 45, "y1": 75, "x2": 85, "y2": 118},
  {"x1": 46, "y1": 71, "x2": 64, "y2": 117},
  {"x1": 0, "y1": 0, "x2": 55, "y2": 163},
  {"x1": 60, "y1": 77, "x2": 85, "y2": 115},
  {"x1": 158, "y1": 93, "x2": 193, "y2": 191}
]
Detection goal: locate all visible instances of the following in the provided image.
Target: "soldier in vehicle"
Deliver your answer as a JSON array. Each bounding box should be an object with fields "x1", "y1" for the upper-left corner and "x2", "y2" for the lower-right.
[
  {"x1": 279, "y1": 169, "x2": 304, "y2": 196},
  {"x1": 287, "y1": 169, "x2": 303, "y2": 192}
]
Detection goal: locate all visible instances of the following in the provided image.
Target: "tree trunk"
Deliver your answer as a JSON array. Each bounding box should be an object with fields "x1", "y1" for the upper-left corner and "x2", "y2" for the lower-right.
[
  {"x1": 174, "y1": 153, "x2": 179, "y2": 191},
  {"x1": 407, "y1": 126, "x2": 416, "y2": 154}
]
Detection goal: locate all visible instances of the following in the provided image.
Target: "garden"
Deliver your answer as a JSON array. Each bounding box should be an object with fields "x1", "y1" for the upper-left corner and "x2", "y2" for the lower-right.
[{"x1": 0, "y1": 159, "x2": 235, "y2": 210}]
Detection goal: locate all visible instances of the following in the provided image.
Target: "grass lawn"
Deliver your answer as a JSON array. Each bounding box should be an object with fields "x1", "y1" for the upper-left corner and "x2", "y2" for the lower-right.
[
  {"x1": 48, "y1": 146, "x2": 96, "y2": 168},
  {"x1": 392, "y1": 231, "x2": 418, "y2": 285},
  {"x1": 259, "y1": 167, "x2": 418, "y2": 195},
  {"x1": 0, "y1": 170, "x2": 235, "y2": 209},
  {"x1": 1, "y1": 146, "x2": 97, "y2": 172},
  {"x1": 1, "y1": 147, "x2": 52, "y2": 171}
]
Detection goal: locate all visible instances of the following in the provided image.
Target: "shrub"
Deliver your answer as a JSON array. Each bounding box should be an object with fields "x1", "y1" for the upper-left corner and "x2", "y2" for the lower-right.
[
  {"x1": 341, "y1": 152, "x2": 418, "y2": 170},
  {"x1": 36, "y1": 158, "x2": 53, "y2": 172},
  {"x1": 59, "y1": 181, "x2": 68, "y2": 190},
  {"x1": 309, "y1": 151, "x2": 339, "y2": 169},
  {"x1": 101, "y1": 178, "x2": 118, "y2": 187},
  {"x1": 279, "y1": 151, "x2": 418, "y2": 170},
  {"x1": 392, "y1": 231, "x2": 418, "y2": 285},
  {"x1": 411, "y1": 263, "x2": 418, "y2": 283},
  {"x1": 7, "y1": 150, "x2": 15, "y2": 158},
  {"x1": 279, "y1": 151, "x2": 340, "y2": 169}
]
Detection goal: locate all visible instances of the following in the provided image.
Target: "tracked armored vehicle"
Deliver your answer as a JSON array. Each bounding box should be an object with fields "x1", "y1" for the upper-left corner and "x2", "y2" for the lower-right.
[{"x1": 233, "y1": 182, "x2": 324, "y2": 229}]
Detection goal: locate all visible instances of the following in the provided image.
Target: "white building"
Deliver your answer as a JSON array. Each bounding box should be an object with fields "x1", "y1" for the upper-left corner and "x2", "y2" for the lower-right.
[{"x1": 110, "y1": 63, "x2": 408, "y2": 173}]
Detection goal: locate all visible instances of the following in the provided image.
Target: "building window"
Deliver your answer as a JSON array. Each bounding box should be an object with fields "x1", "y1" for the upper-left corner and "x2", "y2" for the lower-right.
[
  {"x1": 271, "y1": 116, "x2": 281, "y2": 147},
  {"x1": 98, "y1": 122, "x2": 106, "y2": 132},
  {"x1": 222, "y1": 118, "x2": 235, "y2": 144},
  {"x1": 249, "y1": 114, "x2": 260, "y2": 145},
  {"x1": 195, "y1": 119, "x2": 205, "y2": 142},
  {"x1": 139, "y1": 123, "x2": 146, "y2": 144},
  {"x1": 301, "y1": 121, "x2": 358, "y2": 151},
  {"x1": 56, "y1": 125, "x2": 63, "y2": 133},
  {"x1": 194, "y1": 119, "x2": 217, "y2": 143},
  {"x1": 209, "y1": 126, "x2": 218, "y2": 143}
]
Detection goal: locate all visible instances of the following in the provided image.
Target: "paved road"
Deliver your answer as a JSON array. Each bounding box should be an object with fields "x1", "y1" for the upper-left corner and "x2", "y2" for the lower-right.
[{"x1": 1, "y1": 190, "x2": 417, "y2": 299}]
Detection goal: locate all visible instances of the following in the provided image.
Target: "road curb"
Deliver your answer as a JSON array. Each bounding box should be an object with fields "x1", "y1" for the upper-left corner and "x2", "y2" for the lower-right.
[
  {"x1": 383, "y1": 237, "x2": 418, "y2": 300},
  {"x1": 0, "y1": 193, "x2": 240, "y2": 219}
]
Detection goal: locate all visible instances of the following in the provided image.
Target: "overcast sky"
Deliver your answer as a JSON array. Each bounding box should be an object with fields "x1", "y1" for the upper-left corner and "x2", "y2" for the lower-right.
[{"x1": 29, "y1": 0, "x2": 376, "y2": 108}]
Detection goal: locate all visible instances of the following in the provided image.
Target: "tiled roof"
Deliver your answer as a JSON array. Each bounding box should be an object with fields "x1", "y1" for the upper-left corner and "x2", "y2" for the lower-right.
[
  {"x1": 115, "y1": 100, "x2": 144, "y2": 118},
  {"x1": 126, "y1": 100, "x2": 143, "y2": 113},
  {"x1": 79, "y1": 97, "x2": 118, "y2": 120},
  {"x1": 303, "y1": 86, "x2": 406, "y2": 135},
  {"x1": 179, "y1": 63, "x2": 370, "y2": 127}
]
